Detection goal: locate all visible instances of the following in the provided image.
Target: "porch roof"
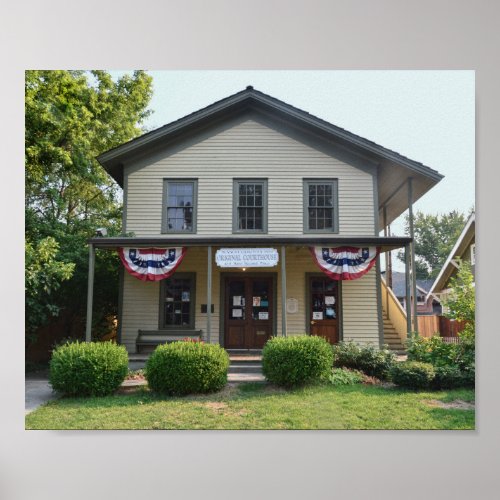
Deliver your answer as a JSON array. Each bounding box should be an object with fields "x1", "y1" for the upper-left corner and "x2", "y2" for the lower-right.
[{"x1": 88, "y1": 235, "x2": 411, "y2": 252}]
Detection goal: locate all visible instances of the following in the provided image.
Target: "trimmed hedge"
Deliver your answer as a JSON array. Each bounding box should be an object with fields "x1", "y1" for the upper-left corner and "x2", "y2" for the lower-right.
[
  {"x1": 390, "y1": 361, "x2": 435, "y2": 390},
  {"x1": 331, "y1": 341, "x2": 395, "y2": 380},
  {"x1": 145, "y1": 341, "x2": 229, "y2": 395},
  {"x1": 49, "y1": 341, "x2": 129, "y2": 397},
  {"x1": 262, "y1": 335, "x2": 333, "y2": 387}
]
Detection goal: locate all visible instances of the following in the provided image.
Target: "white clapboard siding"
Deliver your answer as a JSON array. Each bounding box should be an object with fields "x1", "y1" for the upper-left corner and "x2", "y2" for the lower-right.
[
  {"x1": 120, "y1": 247, "x2": 380, "y2": 351},
  {"x1": 125, "y1": 119, "x2": 374, "y2": 236}
]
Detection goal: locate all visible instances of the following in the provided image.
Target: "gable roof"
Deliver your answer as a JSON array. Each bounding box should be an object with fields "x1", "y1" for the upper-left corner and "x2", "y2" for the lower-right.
[
  {"x1": 427, "y1": 212, "x2": 475, "y2": 297},
  {"x1": 382, "y1": 271, "x2": 434, "y2": 298},
  {"x1": 97, "y1": 86, "x2": 444, "y2": 225}
]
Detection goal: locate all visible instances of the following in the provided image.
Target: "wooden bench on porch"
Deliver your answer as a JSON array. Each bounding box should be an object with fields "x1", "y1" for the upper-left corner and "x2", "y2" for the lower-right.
[{"x1": 136, "y1": 329, "x2": 203, "y2": 353}]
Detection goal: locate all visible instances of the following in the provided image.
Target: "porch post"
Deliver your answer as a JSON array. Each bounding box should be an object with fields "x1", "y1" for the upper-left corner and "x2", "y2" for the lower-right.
[
  {"x1": 206, "y1": 246, "x2": 212, "y2": 343},
  {"x1": 383, "y1": 205, "x2": 389, "y2": 320},
  {"x1": 85, "y1": 243, "x2": 95, "y2": 342},
  {"x1": 405, "y1": 243, "x2": 412, "y2": 337},
  {"x1": 387, "y1": 223, "x2": 393, "y2": 289},
  {"x1": 407, "y1": 178, "x2": 419, "y2": 335},
  {"x1": 281, "y1": 246, "x2": 287, "y2": 336}
]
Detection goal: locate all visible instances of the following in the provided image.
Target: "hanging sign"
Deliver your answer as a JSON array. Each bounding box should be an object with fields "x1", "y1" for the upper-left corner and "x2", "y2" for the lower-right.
[
  {"x1": 310, "y1": 246, "x2": 379, "y2": 280},
  {"x1": 118, "y1": 247, "x2": 187, "y2": 282},
  {"x1": 215, "y1": 248, "x2": 278, "y2": 268}
]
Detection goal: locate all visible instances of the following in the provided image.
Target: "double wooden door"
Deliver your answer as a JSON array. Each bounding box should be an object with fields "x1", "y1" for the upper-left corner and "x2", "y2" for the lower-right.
[
  {"x1": 224, "y1": 276, "x2": 273, "y2": 349},
  {"x1": 309, "y1": 276, "x2": 339, "y2": 344}
]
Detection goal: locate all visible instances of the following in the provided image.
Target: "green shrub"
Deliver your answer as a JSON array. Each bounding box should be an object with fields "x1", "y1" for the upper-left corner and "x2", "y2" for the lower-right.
[
  {"x1": 331, "y1": 341, "x2": 395, "y2": 380},
  {"x1": 328, "y1": 368, "x2": 363, "y2": 386},
  {"x1": 459, "y1": 366, "x2": 475, "y2": 388},
  {"x1": 432, "y1": 365, "x2": 467, "y2": 389},
  {"x1": 406, "y1": 336, "x2": 456, "y2": 367},
  {"x1": 407, "y1": 334, "x2": 475, "y2": 388},
  {"x1": 390, "y1": 361, "x2": 435, "y2": 390},
  {"x1": 454, "y1": 331, "x2": 475, "y2": 374},
  {"x1": 262, "y1": 335, "x2": 333, "y2": 387},
  {"x1": 145, "y1": 341, "x2": 229, "y2": 395},
  {"x1": 49, "y1": 341, "x2": 129, "y2": 397}
]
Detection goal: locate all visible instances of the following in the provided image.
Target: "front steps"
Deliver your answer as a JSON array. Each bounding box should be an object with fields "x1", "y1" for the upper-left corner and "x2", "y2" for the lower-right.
[
  {"x1": 128, "y1": 349, "x2": 265, "y2": 382},
  {"x1": 227, "y1": 350, "x2": 264, "y2": 382}
]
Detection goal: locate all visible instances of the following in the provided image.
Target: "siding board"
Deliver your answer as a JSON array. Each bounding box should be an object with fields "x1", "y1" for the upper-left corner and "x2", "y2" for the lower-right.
[{"x1": 125, "y1": 119, "x2": 374, "y2": 237}]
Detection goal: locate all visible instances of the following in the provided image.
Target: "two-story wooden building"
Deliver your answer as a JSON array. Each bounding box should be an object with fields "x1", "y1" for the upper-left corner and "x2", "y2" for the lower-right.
[{"x1": 87, "y1": 86, "x2": 443, "y2": 353}]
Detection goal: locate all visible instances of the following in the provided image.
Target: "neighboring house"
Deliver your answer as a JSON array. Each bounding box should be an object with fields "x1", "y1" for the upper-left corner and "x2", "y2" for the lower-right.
[
  {"x1": 382, "y1": 271, "x2": 441, "y2": 315},
  {"x1": 87, "y1": 86, "x2": 443, "y2": 354},
  {"x1": 427, "y1": 212, "x2": 475, "y2": 311}
]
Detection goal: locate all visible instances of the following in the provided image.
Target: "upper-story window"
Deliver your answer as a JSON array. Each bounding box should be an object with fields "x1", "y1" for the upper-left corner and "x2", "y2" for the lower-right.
[
  {"x1": 470, "y1": 243, "x2": 476, "y2": 265},
  {"x1": 162, "y1": 179, "x2": 198, "y2": 233},
  {"x1": 233, "y1": 179, "x2": 268, "y2": 233},
  {"x1": 303, "y1": 179, "x2": 339, "y2": 233}
]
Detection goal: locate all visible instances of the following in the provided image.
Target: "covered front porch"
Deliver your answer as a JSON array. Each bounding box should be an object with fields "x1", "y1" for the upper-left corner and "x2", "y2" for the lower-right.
[{"x1": 85, "y1": 235, "x2": 414, "y2": 354}]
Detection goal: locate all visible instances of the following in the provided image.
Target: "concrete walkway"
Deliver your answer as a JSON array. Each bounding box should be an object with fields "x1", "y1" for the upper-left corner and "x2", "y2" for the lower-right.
[{"x1": 25, "y1": 372, "x2": 57, "y2": 414}]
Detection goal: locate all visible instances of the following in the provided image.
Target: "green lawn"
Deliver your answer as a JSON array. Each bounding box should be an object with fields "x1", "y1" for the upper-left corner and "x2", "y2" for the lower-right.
[{"x1": 25, "y1": 383, "x2": 475, "y2": 430}]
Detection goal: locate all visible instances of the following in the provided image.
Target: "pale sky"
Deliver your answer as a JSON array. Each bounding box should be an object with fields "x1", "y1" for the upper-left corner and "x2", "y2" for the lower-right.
[{"x1": 112, "y1": 70, "x2": 475, "y2": 243}]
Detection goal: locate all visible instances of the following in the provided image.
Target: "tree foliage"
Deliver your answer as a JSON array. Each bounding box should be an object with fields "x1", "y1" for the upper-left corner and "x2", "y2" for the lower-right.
[
  {"x1": 25, "y1": 70, "x2": 153, "y2": 341},
  {"x1": 25, "y1": 237, "x2": 75, "y2": 342},
  {"x1": 443, "y1": 258, "x2": 475, "y2": 328},
  {"x1": 397, "y1": 210, "x2": 470, "y2": 279}
]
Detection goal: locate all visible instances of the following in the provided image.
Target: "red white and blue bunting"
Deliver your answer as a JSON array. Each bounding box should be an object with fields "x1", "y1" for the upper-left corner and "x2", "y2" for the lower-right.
[
  {"x1": 310, "y1": 246, "x2": 380, "y2": 280},
  {"x1": 118, "y1": 247, "x2": 187, "y2": 282}
]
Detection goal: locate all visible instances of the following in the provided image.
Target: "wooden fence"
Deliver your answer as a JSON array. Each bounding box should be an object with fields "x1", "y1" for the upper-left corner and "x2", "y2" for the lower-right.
[
  {"x1": 417, "y1": 315, "x2": 440, "y2": 337},
  {"x1": 417, "y1": 315, "x2": 467, "y2": 338},
  {"x1": 439, "y1": 317, "x2": 467, "y2": 337}
]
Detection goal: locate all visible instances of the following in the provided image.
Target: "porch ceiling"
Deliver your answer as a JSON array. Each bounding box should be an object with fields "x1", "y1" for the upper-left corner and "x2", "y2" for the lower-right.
[{"x1": 88, "y1": 235, "x2": 411, "y2": 253}]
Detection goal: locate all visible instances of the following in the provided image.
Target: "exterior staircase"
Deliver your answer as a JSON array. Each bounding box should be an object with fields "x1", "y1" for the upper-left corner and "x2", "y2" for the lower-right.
[
  {"x1": 381, "y1": 278, "x2": 408, "y2": 354},
  {"x1": 382, "y1": 312, "x2": 406, "y2": 354}
]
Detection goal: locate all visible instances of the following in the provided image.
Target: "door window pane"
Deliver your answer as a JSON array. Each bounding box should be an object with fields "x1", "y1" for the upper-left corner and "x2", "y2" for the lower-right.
[
  {"x1": 229, "y1": 280, "x2": 245, "y2": 320},
  {"x1": 252, "y1": 280, "x2": 270, "y2": 320},
  {"x1": 311, "y1": 278, "x2": 337, "y2": 319}
]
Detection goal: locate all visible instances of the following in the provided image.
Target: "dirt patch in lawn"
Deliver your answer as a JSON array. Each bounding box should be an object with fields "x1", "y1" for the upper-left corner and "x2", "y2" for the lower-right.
[
  {"x1": 202, "y1": 401, "x2": 249, "y2": 417},
  {"x1": 423, "y1": 399, "x2": 475, "y2": 410},
  {"x1": 205, "y1": 402, "x2": 228, "y2": 411}
]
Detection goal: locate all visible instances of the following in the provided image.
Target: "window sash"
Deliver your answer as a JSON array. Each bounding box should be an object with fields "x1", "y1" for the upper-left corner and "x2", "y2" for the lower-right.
[
  {"x1": 233, "y1": 180, "x2": 267, "y2": 233},
  {"x1": 160, "y1": 274, "x2": 196, "y2": 329},
  {"x1": 304, "y1": 180, "x2": 338, "y2": 233},
  {"x1": 163, "y1": 180, "x2": 197, "y2": 233}
]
